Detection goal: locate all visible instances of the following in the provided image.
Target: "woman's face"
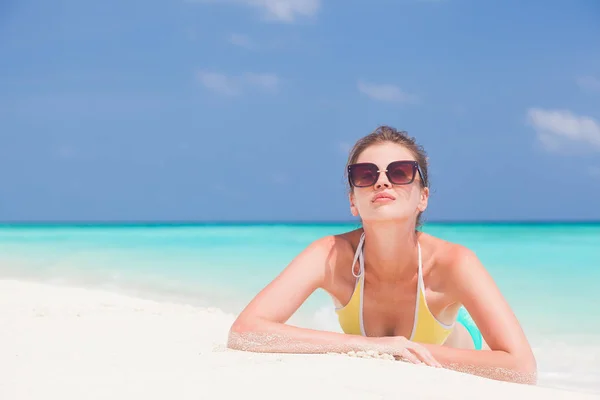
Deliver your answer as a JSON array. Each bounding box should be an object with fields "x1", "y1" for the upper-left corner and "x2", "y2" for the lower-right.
[{"x1": 349, "y1": 142, "x2": 428, "y2": 225}]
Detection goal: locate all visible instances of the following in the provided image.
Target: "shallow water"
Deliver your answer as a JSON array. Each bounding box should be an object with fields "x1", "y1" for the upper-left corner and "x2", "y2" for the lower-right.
[{"x1": 1, "y1": 222, "x2": 599, "y2": 394}]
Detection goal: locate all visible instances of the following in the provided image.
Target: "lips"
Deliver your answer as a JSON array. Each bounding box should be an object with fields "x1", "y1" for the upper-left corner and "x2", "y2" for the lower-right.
[{"x1": 372, "y1": 192, "x2": 396, "y2": 202}]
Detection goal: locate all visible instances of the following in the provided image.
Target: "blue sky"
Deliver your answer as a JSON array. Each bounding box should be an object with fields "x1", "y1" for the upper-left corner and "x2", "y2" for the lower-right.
[{"x1": 1, "y1": 0, "x2": 599, "y2": 222}]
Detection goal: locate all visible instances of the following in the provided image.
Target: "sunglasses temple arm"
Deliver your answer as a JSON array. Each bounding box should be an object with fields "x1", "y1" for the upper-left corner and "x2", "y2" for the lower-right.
[{"x1": 417, "y1": 165, "x2": 427, "y2": 186}]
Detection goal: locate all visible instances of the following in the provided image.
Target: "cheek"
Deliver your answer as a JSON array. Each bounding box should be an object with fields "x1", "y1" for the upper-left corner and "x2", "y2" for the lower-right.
[
  {"x1": 395, "y1": 186, "x2": 417, "y2": 200},
  {"x1": 355, "y1": 194, "x2": 370, "y2": 207},
  {"x1": 393, "y1": 187, "x2": 422, "y2": 210},
  {"x1": 352, "y1": 191, "x2": 372, "y2": 208}
]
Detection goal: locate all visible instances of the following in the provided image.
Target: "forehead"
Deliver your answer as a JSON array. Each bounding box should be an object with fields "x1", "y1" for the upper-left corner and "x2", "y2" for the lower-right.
[{"x1": 356, "y1": 143, "x2": 415, "y2": 164}]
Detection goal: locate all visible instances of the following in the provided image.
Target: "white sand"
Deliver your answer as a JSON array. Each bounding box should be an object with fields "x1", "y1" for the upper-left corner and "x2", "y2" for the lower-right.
[{"x1": 0, "y1": 279, "x2": 595, "y2": 400}]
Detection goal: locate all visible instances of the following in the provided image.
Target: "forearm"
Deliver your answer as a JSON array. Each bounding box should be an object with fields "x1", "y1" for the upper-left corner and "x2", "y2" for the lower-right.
[
  {"x1": 228, "y1": 318, "x2": 385, "y2": 355},
  {"x1": 422, "y1": 344, "x2": 537, "y2": 385}
]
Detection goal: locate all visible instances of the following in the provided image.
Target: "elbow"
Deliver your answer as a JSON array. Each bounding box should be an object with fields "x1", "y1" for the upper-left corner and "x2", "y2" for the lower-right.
[
  {"x1": 511, "y1": 353, "x2": 538, "y2": 385},
  {"x1": 229, "y1": 317, "x2": 250, "y2": 335},
  {"x1": 226, "y1": 317, "x2": 262, "y2": 351},
  {"x1": 227, "y1": 319, "x2": 248, "y2": 350},
  {"x1": 522, "y1": 359, "x2": 538, "y2": 385}
]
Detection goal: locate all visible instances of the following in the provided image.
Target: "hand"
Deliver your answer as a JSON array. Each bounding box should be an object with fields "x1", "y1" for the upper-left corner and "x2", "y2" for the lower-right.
[{"x1": 374, "y1": 336, "x2": 442, "y2": 368}]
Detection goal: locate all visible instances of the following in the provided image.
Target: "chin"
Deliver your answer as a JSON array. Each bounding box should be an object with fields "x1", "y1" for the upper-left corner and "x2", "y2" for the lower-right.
[{"x1": 361, "y1": 208, "x2": 411, "y2": 223}]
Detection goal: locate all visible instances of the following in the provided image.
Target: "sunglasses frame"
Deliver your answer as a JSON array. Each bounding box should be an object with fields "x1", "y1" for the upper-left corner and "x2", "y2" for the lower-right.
[{"x1": 347, "y1": 160, "x2": 426, "y2": 188}]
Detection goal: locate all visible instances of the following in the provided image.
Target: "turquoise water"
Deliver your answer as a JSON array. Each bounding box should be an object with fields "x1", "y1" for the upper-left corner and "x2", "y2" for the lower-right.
[{"x1": 1, "y1": 222, "x2": 599, "y2": 394}]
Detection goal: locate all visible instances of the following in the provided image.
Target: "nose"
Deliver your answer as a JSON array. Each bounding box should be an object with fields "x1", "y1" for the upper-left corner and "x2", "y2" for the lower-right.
[{"x1": 374, "y1": 170, "x2": 391, "y2": 189}]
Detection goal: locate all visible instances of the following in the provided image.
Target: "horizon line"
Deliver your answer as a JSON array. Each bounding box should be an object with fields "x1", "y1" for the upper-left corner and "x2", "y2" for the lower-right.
[{"x1": 1, "y1": 218, "x2": 599, "y2": 226}]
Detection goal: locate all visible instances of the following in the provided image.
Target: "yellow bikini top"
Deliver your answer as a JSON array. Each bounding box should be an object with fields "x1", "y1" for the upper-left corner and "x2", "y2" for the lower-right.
[{"x1": 335, "y1": 232, "x2": 454, "y2": 345}]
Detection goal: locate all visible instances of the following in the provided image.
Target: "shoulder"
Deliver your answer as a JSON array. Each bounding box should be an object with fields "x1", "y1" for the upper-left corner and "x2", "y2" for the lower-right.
[
  {"x1": 305, "y1": 229, "x2": 363, "y2": 291},
  {"x1": 303, "y1": 229, "x2": 359, "y2": 257},
  {"x1": 441, "y1": 242, "x2": 480, "y2": 270},
  {"x1": 299, "y1": 229, "x2": 361, "y2": 273},
  {"x1": 424, "y1": 233, "x2": 480, "y2": 269},
  {"x1": 424, "y1": 233, "x2": 484, "y2": 292}
]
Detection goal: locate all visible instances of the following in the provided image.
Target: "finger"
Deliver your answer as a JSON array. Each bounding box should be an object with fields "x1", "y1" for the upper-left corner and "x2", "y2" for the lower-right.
[
  {"x1": 404, "y1": 346, "x2": 430, "y2": 366},
  {"x1": 400, "y1": 348, "x2": 422, "y2": 365},
  {"x1": 408, "y1": 344, "x2": 442, "y2": 368},
  {"x1": 406, "y1": 344, "x2": 436, "y2": 367},
  {"x1": 410, "y1": 347, "x2": 439, "y2": 367}
]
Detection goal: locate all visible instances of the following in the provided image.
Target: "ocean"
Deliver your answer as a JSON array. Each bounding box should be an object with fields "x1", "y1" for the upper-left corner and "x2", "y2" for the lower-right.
[{"x1": 1, "y1": 222, "x2": 599, "y2": 394}]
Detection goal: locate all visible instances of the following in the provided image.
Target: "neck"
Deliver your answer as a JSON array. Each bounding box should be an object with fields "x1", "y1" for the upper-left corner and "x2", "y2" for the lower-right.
[{"x1": 361, "y1": 220, "x2": 420, "y2": 282}]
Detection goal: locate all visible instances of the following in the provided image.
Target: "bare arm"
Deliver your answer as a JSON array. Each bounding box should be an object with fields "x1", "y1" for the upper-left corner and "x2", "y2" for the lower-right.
[
  {"x1": 420, "y1": 247, "x2": 537, "y2": 384},
  {"x1": 227, "y1": 236, "x2": 438, "y2": 365},
  {"x1": 228, "y1": 236, "x2": 368, "y2": 353}
]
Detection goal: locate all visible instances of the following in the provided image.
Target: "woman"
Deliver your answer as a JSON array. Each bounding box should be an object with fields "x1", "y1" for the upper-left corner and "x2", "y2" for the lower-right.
[{"x1": 227, "y1": 126, "x2": 537, "y2": 384}]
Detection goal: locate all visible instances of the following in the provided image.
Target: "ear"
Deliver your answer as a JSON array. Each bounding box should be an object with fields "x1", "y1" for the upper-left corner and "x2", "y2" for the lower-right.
[
  {"x1": 349, "y1": 192, "x2": 359, "y2": 217},
  {"x1": 418, "y1": 187, "x2": 429, "y2": 213}
]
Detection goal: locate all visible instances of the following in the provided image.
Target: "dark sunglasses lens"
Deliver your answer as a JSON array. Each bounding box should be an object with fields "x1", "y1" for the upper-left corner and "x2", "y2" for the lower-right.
[
  {"x1": 350, "y1": 164, "x2": 378, "y2": 187},
  {"x1": 387, "y1": 162, "x2": 415, "y2": 184}
]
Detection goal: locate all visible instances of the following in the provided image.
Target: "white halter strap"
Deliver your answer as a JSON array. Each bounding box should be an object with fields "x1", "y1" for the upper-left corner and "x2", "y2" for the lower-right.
[
  {"x1": 351, "y1": 232, "x2": 422, "y2": 278},
  {"x1": 351, "y1": 232, "x2": 366, "y2": 278}
]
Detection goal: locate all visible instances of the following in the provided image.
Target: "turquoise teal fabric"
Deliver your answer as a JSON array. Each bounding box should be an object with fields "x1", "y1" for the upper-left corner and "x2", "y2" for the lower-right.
[{"x1": 457, "y1": 307, "x2": 483, "y2": 350}]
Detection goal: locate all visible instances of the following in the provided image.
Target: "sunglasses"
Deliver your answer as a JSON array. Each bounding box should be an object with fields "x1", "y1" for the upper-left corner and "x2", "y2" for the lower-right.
[{"x1": 347, "y1": 160, "x2": 426, "y2": 188}]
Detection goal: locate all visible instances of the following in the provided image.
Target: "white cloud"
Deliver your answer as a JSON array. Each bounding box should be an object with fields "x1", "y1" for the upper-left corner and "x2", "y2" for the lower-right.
[
  {"x1": 197, "y1": 71, "x2": 240, "y2": 96},
  {"x1": 244, "y1": 72, "x2": 280, "y2": 92},
  {"x1": 192, "y1": 0, "x2": 320, "y2": 23},
  {"x1": 527, "y1": 108, "x2": 600, "y2": 152},
  {"x1": 196, "y1": 70, "x2": 280, "y2": 96},
  {"x1": 576, "y1": 76, "x2": 600, "y2": 93},
  {"x1": 228, "y1": 33, "x2": 256, "y2": 50},
  {"x1": 589, "y1": 166, "x2": 600, "y2": 178},
  {"x1": 357, "y1": 81, "x2": 418, "y2": 104},
  {"x1": 257, "y1": 0, "x2": 320, "y2": 22}
]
